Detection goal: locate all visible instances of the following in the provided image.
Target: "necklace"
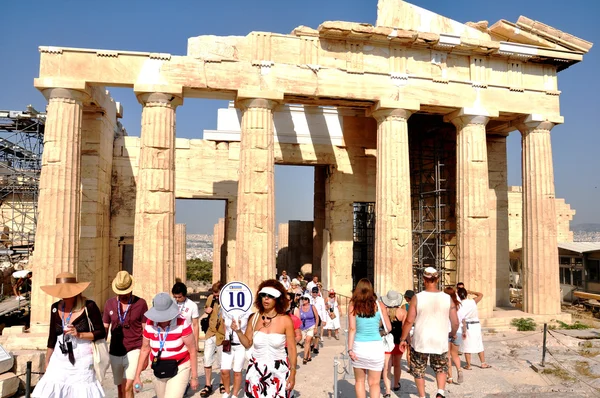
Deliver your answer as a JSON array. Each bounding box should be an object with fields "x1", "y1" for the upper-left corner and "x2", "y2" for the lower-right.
[{"x1": 261, "y1": 312, "x2": 278, "y2": 327}]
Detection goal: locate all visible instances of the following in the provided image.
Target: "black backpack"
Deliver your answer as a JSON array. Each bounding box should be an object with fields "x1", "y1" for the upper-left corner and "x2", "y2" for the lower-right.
[{"x1": 200, "y1": 296, "x2": 216, "y2": 333}]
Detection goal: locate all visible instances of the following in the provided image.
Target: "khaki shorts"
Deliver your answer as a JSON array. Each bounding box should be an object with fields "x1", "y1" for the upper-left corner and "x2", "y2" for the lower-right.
[
  {"x1": 110, "y1": 349, "x2": 141, "y2": 385},
  {"x1": 409, "y1": 347, "x2": 448, "y2": 379},
  {"x1": 301, "y1": 326, "x2": 315, "y2": 340},
  {"x1": 153, "y1": 361, "x2": 191, "y2": 398}
]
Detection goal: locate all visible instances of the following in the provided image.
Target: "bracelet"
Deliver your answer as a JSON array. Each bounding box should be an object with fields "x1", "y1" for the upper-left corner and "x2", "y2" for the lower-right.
[{"x1": 348, "y1": 349, "x2": 353, "y2": 353}]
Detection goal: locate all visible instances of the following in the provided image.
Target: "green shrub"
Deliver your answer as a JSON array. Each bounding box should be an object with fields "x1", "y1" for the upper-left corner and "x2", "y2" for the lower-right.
[
  {"x1": 186, "y1": 258, "x2": 212, "y2": 282},
  {"x1": 556, "y1": 320, "x2": 591, "y2": 330},
  {"x1": 511, "y1": 317, "x2": 537, "y2": 331}
]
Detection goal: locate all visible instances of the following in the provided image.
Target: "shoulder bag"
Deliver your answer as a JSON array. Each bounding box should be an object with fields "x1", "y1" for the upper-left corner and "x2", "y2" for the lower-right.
[
  {"x1": 84, "y1": 307, "x2": 111, "y2": 383},
  {"x1": 200, "y1": 296, "x2": 216, "y2": 333},
  {"x1": 377, "y1": 301, "x2": 394, "y2": 353}
]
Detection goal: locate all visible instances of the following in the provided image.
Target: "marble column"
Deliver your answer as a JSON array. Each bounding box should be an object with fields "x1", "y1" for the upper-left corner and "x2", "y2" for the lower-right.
[
  {"x1": 313, "y1": 166, "x2": 326, "y2": 285},
  {"x1": 175, "y1": 224, "x2": 187, "y2": 283},
  {"x1": 234, "y1": 98, "x2": 278, "y2": 292},
  {"x1": 132, "y1": 92, "x2": 181, "y2": 303},
  {"x1": 446, "y1": 109, "x2": 493, "y2": 319},
  {"x1": 212, "y1": 218, "x2": 225, "y2": 283},
  {"x1": 372, "y1": 107, "x2": 414, "y2": 297},
  {"x1": 517, "y1": 116, "x2": 560, "y2": 315},
  {"x1": 31, "y1": 88, "x2": 86, "y2": 325}
]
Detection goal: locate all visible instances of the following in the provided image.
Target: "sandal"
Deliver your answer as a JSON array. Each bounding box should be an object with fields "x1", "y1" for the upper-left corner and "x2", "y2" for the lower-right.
[
  {"x1": 219, "y1": 383, "x2": 225, "y2": 394},
  {"x1": 457, "y1": 370, "x2": 464, "y2": 384},
  {"x1": 393, "y1": 382, "x2": 401, "y2": 392},
  {"x1": 481, "y1": 363, "x2": 492, "y2": 369},
  {"x1": 384, "y1": 394, "x2": 391, "y2": 398},
  {"x1": 447, "y1": 377, "x2": 453, "y2": 384},
  {"x1": 463, "y1": 365, "x2": 472, "y2": 370},
  {"x1": 200, "y1": 385, "x2": 213, "y2": 397},
  {"x1": 303, "y1": 358, "x2": 308, "y2": 365}
]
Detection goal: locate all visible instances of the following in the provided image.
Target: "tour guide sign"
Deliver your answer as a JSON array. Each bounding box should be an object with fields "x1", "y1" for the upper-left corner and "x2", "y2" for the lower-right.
[{"x1": 219, "y1": 281, "x2": 253, "y2": 319}]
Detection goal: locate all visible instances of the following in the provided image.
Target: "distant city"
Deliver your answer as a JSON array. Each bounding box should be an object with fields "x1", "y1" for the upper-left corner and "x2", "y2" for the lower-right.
[{"x1": 188, "y1": 226, "x2": 600, "y2": 262}]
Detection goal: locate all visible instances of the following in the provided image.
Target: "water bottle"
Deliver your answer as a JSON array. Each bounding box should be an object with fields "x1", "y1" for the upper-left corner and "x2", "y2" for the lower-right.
[{"x1": 134, "y1": 383, "x2": 141, "y2": 391}]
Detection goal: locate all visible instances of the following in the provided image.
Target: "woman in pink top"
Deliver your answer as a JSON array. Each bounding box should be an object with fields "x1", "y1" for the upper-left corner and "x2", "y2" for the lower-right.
[{"x1": 133, "y1": 292, "x2": 199, "y2": 398}]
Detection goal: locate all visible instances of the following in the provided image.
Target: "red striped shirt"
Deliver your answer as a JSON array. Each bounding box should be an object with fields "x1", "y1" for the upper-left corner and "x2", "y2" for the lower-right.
[{"x1": 143, "y1": 318, "x2": 192, "y2": 364}]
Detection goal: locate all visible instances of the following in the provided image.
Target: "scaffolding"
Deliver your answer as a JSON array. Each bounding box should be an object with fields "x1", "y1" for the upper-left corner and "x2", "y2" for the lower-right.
[
  {"x1": 0, "y1": 106, "x2": 45, "y2": 259},
  {"x1": 410, "y1": 126, "x2": 456, "y2": 292}
]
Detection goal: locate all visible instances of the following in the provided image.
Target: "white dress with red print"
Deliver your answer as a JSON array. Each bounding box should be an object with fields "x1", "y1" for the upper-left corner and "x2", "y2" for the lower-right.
[{"x1": 245, "y1": 331, "x2": 290, "y2": 398}]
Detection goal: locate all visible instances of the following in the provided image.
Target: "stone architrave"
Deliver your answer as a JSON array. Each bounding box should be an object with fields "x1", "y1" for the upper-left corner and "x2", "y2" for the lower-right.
[
  {"x1": 234, "y1": 95, "x2": 279, "y2": 292},
  {"x1": 371, "y1": 102, "x2": 417, "y2": 296},
  {"x1": 517, "y1": 116, "x2": 560, "y2": 315},
  {"x1": 132, "y1": 90, "x2": 182, "y2": 303},
  {"x1": 445, "y1": 108, "x2": 496, "y2": 319},
  {"x1": 30, "y1": 88, "x2": 87, "y2": 325}
]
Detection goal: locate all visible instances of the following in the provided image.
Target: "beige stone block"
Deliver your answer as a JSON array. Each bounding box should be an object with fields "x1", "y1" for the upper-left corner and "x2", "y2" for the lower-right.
[
  {"x1": 11, "y1": 350, "x2": 45, "y2": 387},
  {"x1": 0, "y1": 372, "x2": 19, "y2": 397}
]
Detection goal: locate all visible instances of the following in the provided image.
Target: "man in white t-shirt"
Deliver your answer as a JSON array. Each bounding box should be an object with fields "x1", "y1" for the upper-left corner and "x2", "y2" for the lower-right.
[
  {"x1": 400, "y1": 267, "x2": 458, "y2": 398},
  {"x1": 306, "y1": 275, "x2": 318, "y2": 293},
  {"x1": 310, "y1": 286, "x2": 327, "y2": 354},
  {"x1": 172, "y1": 282, "x2": 201, "y2": 347}
]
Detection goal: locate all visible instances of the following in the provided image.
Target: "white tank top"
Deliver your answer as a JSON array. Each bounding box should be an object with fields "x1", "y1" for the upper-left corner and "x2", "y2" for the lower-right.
[{"x1": 412, "y1": 291, "x2": 451, "y2": 355}]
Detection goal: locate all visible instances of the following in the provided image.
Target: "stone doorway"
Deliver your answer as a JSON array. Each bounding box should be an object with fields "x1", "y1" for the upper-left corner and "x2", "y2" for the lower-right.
[{"x1": 352, "y1": 202, "x2": 375, "y2": 290}]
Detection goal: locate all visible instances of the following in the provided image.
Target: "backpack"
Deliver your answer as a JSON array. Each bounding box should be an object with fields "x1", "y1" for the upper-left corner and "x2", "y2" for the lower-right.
[{"x1": 201, "y1": 296, "x2": 216, "y2": 333}]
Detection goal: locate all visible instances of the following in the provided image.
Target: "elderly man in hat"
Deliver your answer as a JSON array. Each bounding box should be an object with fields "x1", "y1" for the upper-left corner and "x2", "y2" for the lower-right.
[
  {"x1": 103, "y1": 271, "x2": 148, "y2": 398},
  {"x1": 400, "y1": 267, "x2": 459, "y2": 398},
  {"x1": 310, "y1": 286, "x2": 327, "y2": 354}
]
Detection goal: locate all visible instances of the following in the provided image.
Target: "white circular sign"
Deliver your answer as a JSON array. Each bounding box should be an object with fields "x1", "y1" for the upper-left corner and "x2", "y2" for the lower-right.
[{"x1": 219, "y1": 281, "x2": 253, "y2": 317}]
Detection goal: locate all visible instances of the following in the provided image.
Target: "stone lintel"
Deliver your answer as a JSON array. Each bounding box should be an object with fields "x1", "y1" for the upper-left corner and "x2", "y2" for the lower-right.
[
  {"x1": 443, "y1": 107, "x2": 499, "y2": 125},
  {"x1": 236, "y1": 89, "x2": 284, "y2": 102},
  {"x1": 366, "y1": 99, "x2": 420, "y2": 118}
]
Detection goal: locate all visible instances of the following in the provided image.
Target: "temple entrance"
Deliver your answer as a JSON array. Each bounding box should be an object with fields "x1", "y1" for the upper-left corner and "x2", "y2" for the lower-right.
[{"x1": 352, "y1": 202, "x2": 375, "y2": 289}]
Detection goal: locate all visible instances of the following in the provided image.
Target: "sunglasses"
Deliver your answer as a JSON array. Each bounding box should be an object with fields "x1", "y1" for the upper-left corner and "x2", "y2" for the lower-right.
[
  {"x1": 259, "y1": 292, "x2": 277, "y2": 299},
  {"x1": 329, "y1": 294, "x2": 335, "y2": 297}
]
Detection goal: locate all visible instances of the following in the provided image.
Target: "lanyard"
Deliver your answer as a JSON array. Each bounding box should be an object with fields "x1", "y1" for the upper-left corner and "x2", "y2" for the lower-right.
[
  {"x1": 178, "y1": 300, "x2": 186, "y2": 315},
  {"x1": 117, "y1": 296, "x2": 132, "y2": 324},
  {"x1": 61, "y1": 302, "x2": 73, "y2": 328},
  {"x1": 157, "y1": 325, "x2": 171, "y2": 353}
]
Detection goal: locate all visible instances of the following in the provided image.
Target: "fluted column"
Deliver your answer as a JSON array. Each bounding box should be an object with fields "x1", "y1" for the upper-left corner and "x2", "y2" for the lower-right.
[
  {"x1": 30, "y1": 88, "x2": 87, "y2": 325},
  {"x1": 372, "y1": 107, "x2": 414, "y2": 297},
  {"x1": 235, "y1": 98, "x2": 278, "y2": 292},
  {"x1": 517, "y1": 116, "x2": 560, "y2": 315},
  {"x1": 133, "y1": 92, "x2": 181, "y2": 303},
  {"x1": 175, "y1": 224, "x2": 187, "y2": 283},
  {"x1": 446, "y1": 109, "x2": 493, "y2": 319}
]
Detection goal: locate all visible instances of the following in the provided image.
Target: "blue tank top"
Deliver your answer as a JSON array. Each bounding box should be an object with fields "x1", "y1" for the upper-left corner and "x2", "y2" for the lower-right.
[
  {"x1": 355, "y1": 311, "x2": 382, "y2": 342},
  {"x1": 299, "y1": 305, "x2": 316, "y2": 330}
]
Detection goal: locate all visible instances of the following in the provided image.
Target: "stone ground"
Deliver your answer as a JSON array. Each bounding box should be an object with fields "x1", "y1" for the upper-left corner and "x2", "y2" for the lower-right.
[{"x1": 97, "y1": 314, "x2": 600, "y2": 398}]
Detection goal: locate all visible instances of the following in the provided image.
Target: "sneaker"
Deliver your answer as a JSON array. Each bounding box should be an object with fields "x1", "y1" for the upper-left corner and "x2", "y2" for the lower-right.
[
  {"x1": 222, "y1": 393, "x2": 229, "y2": 398},
  {"x1": 436, "y1": 394, "x2": 445, "y2": 398}
]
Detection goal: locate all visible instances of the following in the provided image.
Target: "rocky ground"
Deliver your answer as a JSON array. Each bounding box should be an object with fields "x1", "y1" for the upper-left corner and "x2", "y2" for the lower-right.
[{"x1": 99, "y1": 307, "x2": 600, "y2": 397}]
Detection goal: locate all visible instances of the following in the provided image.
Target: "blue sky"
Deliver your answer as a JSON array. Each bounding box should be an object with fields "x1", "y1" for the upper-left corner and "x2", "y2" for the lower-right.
[{"x1": 1, "y1": 0, "x2": 598, "y2": 234}]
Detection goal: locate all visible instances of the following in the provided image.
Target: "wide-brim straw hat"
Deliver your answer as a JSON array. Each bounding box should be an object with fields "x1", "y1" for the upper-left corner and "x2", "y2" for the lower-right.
[
  {"x1": 145, "y1": 292, "x2": 180, "y2": 322},
  {"x1": 40, "y1": 272, "x2": 90, "y2": 299},
  {"x1": 381, "y1": 290, "x2": 403, "y2": 307},
  {"x1": 112, "y1": 270, "x2": 134, "y2": 295}
]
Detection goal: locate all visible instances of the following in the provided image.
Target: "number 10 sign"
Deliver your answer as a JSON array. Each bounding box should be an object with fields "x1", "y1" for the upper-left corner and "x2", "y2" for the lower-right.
[{"x1": 219, "y1": 281, "x2": 253, "y2": 317}]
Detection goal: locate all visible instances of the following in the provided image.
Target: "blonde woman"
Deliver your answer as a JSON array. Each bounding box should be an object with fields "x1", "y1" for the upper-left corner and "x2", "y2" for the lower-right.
[{"x1": 381, "y1": 290, "x2": 407, "y2": 396}]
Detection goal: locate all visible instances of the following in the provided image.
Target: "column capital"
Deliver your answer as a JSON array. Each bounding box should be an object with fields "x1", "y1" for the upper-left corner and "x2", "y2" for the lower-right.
[
  {"x1": 444, "y1": 107, "x2": 499, "y2": 127},
  {"x1": 235, "y1": 89, "x2": 283, "y2": 110},
  {"x1": 134, "y1": 84, "x2": 183, "y2": 108},
  {"x1": 515, "y1": 114, "x2": 562, "y2": 134},
  {"x1": 367, "y1": 99, "x2": 419, "y2": 122},
  {"x1": 235, "y1": 98, "x2": 280, "y2": 111}
]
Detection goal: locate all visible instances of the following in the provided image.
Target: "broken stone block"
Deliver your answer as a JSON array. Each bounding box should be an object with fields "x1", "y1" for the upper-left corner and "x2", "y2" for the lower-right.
[
  {"x1": 11, "y1": 350, "x2": 45, "y2": 387},
  {"x1": 0, "y1": 372, "x2": 19, "y2": 398}
]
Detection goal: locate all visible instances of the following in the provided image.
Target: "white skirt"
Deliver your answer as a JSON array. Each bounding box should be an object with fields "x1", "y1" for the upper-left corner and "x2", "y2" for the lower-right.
[
  {"x1": 351, "y1": 340, "x2": 384, "y2": 371},
  {"x1": 324, "y1": 308, "x2": 341, "y2": 330},
  {"x1": 33, "y1": 337, "x2": 105, "y2": 398},
  {"x1": 460, "y1": 322, "x2": 484, "y2": 354}
]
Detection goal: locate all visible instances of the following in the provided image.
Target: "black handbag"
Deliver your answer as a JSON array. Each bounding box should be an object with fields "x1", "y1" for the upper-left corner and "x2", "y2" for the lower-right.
[{"x1": 151, "y1": 347, "x2": 181, "y2": 379}]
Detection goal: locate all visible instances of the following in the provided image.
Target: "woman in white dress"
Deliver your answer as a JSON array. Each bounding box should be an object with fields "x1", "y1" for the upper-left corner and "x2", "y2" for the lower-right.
[
  {"x1": 457, "y1": 288, "x2": 491, "y2": 369},
  {"x1": 324, "y1": 289, "x2": 341, "y2": 340},
  {"x1": 33, "y1": 272, "x2": 106, "y2": 398}
]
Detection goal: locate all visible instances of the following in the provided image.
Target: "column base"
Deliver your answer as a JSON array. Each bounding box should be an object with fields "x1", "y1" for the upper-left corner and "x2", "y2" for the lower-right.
[{"x1": 480, "y1": 307, "x2": 571, "y2": 330}]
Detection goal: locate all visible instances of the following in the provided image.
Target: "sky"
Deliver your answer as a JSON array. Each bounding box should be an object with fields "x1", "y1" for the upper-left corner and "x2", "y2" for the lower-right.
[{"x1": 1, "y1": 0, "x2": 598, "y2": 234}]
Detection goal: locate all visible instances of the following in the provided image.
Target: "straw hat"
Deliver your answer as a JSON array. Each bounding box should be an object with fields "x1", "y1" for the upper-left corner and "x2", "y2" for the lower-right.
[
  {"x1": 145, "y1": 292, "x2": 180, "y2": 322},
  {"x1": 112, "y1": 271, "x2": 134, "y2": 295},
  {"x1": 381, "y1": 290, "x2": 403, "y2": 307},
  {"x1": 40, "y1": 272, "x2": 90, "y2": 299}
]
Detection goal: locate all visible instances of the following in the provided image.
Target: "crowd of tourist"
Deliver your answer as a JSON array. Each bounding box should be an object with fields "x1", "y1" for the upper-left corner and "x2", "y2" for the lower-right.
[
  {"x1": 31, "y1": 266, "x2": 488, "y2": 398},
  {"x1": 347, "y1": 267, "x2": 489, "y2": 398}
]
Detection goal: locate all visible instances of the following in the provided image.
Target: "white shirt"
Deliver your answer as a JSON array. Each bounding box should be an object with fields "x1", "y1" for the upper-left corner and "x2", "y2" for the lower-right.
[
  {"x1": 177, "y1": 297, "x2": 200, "y2": 325},
  {"x1": 306, "y1": 281, "x2": 317, "y2": 292},
  {"x1": 223, "y1": 311, "x2": 252, "y2": 344},
  {"x1": 412, "y1": 291, "x2": 451, "y2": 355},
  {"x1": 281, "y1": 279, "x2": 291, "y2": 290},
  {"x1": 311, "y1": 295, "x2": 327, "y2": 322}
]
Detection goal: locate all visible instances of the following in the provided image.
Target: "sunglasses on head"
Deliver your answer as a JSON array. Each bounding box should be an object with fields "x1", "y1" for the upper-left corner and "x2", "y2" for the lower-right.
[{"x1": 259, "y1": 292, "x2": 277, "y2": 299}]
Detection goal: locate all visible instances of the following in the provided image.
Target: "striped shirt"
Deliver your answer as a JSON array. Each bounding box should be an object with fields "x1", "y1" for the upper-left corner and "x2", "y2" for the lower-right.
[{"x1": 143, "y1": 318, "x2": 192, "y2": 364}]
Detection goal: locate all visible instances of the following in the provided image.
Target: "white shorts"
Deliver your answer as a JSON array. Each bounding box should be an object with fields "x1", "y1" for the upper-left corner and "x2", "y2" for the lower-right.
[
  {"x1": 110, "y1": 349, "x2": 140, "y2": 385},
  {"x1": 203, "y1": 335, "x2": 222, "y2": 368},
  {"x1": 301, "y1": 326, "x2": 315, "y2": 340},
  {"x1": 220, "y1": 344, "x2": 246, "y2": 372}
]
